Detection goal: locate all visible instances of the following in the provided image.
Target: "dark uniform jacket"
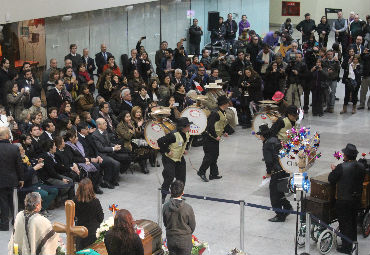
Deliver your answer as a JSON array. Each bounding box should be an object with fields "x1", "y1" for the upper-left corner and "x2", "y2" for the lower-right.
[{"x1": 0, "y1": 140, "x2": 23, "y2": 188}]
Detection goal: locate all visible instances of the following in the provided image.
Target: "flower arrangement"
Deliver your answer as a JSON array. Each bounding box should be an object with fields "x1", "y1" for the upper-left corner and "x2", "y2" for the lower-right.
[
  {"x1": 162, "y1": 235, "x2": 208, "y2": 255},
  {"x1": 56, "y1": 237, "x2": 66, "y2": 255},
  {"x1": 95, "y1": 204, "x2": 145, "y2": 243},
  {"x1": 279, "y1": 127, "x2": 321, "y2": 171}
]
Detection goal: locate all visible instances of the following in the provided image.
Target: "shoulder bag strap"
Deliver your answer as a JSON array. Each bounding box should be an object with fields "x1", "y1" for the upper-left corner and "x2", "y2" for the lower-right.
[{"x1": 35, "y1": 229, "x2": 56, "y2": 255}]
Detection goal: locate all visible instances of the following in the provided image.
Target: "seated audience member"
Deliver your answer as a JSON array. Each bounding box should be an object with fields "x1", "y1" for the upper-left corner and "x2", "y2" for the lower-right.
[
  {"x1": 97, "y1": 70, "x2": 114, "y2": 101},
  {"x1": 64, "y1": 130, "x2": 103, "y2": 193},
  {"x1": 37, "y1": 140, "x2": 74, "y2": 199},
  {"x1": 171, "y1": 68, "x2": 187, "y2": 88},
  {"x1": 98, "y1": 102, "x2": 117, "y2": 137},
  {"x1": 174, "y1": 83, "x2": 186, "y2": 112},
  {"x1": 73, "y1": 178, "x2": 104, "y2": 250},
  {"x1": 91, "y1": 118, "x2": 122, "y2": 188},
  {"x1": 128, "y1": 69, "x2": 146, "y2": 93},
  {"x1": 18, "y1": 110, "x2": 31, "y2": 134},
  {"x1": 91, "y1": 95, "x2": 106, "y2": 120},
  {"x1": 63, "y1": 67, "x2": 79, "y2": 100},
  {"x1": 103, "y1": 56, "x2": 122, "y2": 77},
  {"x1": 120, "y1": 88, "x2": 134, "y2": 113},
  {"x1": 40, "y1": 119, "x2": 55, "y2": 142},
  {"x1": 147, "y1": 79, "x2": 160, "y2": 102},
  {"x1": 46, "y1": 79, "x2": 67, "y2": 110},
  {"x1": 133, "y1": 86, "x2": 151, "y2": 114},
  {"x1": 76, "y1": 84, "x2": 95, "y2": 114},
  {"x1": 16, "y1": 143, "x2": 58, "y2": 215},
  {"x1": 47, "y1": 107, "x2": 59, "y2": 126},
  {"x1": 189, "y1": 66, "x2": 208, "y2": 93},
  {"x1": 80, "y1": 111, "x2": 96, "y2": 130},
  {"x1": 77, "y1": 63, "x2": 94, "y2": 92},
  {"x1": 70, "y1": 113, "x2": 81, "y2": 130},
  {"x1": 7, "y1": 82, "x2": 30, "y2": 122},
  {"x1": 104, "y1": 209, "x2": 144, "y2": 255},
  {"x1": 109, "y1": 90, "x2": 123, "y2": 117},
  {"x1": 20, "y1": 134, "x2": 35, "y2": 160},
  {"x1": 159, "y1": 75, "x2": 175, "y2": 104},
  {"x1": 29, "y1": 124, "x2": 43, "y2": 159},
  {"x1": 17, "y1": 68, "x2": 41, "y2": 106},
  {"x1": 28, "y1": 97, "x2": 47, "y2": 121},
  {"x1": 9, "y1": 192, "x2": 59, "y2": 254},
  {"x1": 58, "y1": 101, "x2": 72, "y2": 120},
  {"x1": 116, "y1": 111, "x2": 137, "y2": 152},
  {"x1": 200, "y1": 49, "x2": 212, "y2": 70},
  {"x1": 30, "y1": 111, "x2": 42, "y2": 127},
  {"x1": 167, "y1": 96, "x2": 181, "y2": 123}
]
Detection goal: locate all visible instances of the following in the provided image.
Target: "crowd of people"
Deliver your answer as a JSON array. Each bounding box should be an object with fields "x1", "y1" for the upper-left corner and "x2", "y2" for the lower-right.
[{"x1": 0, "y1": 9, "x2": 370, "y2": 255}]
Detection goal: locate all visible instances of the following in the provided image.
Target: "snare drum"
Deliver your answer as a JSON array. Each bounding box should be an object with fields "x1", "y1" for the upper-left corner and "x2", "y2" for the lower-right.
[
  {"x1": 180, "y1": 106, "x2": 208, "y2": 136},
  {"x1": 144, "y1": 119, "x2": 176, "y2": 149}
]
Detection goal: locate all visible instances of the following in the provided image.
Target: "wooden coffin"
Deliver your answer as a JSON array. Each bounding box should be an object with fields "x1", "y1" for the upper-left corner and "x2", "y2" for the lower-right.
[
  {"x1": 88, "y1": 219, "x2": 163, "y2": 255},
  {"x1": 361, "y1": 181, "x2": 370, "y2": 209},
  {"x1": 310, "y1": 173, "x2": 336, "y2": 202},
  {"x1": 303, "y1": 197, "x2": 336, "y2": 224}
]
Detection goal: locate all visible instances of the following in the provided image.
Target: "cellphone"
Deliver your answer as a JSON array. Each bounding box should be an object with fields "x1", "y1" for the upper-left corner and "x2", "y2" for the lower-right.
[
  {"x1": 173, "y1": 102, "x2": 179, "y2": 107},
  {"x1": 25, "y1": 87, "x2": 30, "y2": 92},
  {"x1": 183, "y1": 38, "x2": 187, "y2": 41},
  {"x1": 142, "y1": 36, "x2": 146, "y2": 39}
]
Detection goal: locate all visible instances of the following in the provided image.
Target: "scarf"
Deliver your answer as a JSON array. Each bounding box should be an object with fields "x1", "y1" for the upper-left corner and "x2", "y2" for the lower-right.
[
  {"x1": 65, "y1": 141, "x2": 97, "y2": 172},
  {"x1": 79, "y1": 71, "x2": 91, "y2": 81}
]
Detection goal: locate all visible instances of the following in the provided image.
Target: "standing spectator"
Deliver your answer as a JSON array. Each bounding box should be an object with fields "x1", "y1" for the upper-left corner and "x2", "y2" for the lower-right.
[
  {"x1": 76, "y1": 85, "x2": 95, "y2": 114},
  {"x1": 64, "y1": 44, "x2": 82, "y2": 73},
  {"x1": 42, "y1": 58, "x2": 58, "y2": 90},
  {"x1": 333, "y1": 11, "x2": 349, "y2": 57},
  {"x1": 174, "y1": 39, "x2": 187, "y2": 73},
  {"x1": 211, "y1": 17, "x2": 226, "y2": 44},
  {"x1": 224, "y1": 13, "x2": 238, "y2": 53},
  {"x1": 188, "y1": 19, "x2": 203, "y2": 55},
  {"x1": 323, "y1": 50, "x2": 340, "y2": 113},
  {"x1": 364, "y1": 15, "x2": 370, "y2": 47},
  {"x1": 73, "y1": 178, "x2": 104, "y2": 250},
  {"x1": 256, "y1": 44, "x2": 275, "y2": 76},
  {"x1": 349, "y1": 15, "x2": 365, "y2": 42},
  {"x1": 210, "y1": 49, "x2": 231, "y2": 83},
  {"x1": 285, "y1": 52, "x2": 307, "y2": 107},
  {"x1": 104, "y1": 209, "x2": 144, "y2": 255},
  {"x1": 316, "y1": 16, "x2": 331, "y2": 48},
  {"x1": 155, "y1": 41, "x2": 169, "y2": 76},
  {"x1": 238, "y1": 15, "x2": 250, "y2": 36},
  {"x1": 246, "y1": 36, "x2": 262, "y2": 70},
  {"x1": 95, "y1": 44, "x2": 113, "y2": 75},
  {"x1": 81, "y1": 48, "x2": 96, "y2": 80},
  {"x1": 0, "y1": 127, "x2": 23, "y2": 231},
  {"x1": 341, "y1": 54, "x2": 362, "y2": 114},
  {"x1": 97, "y1": 70, "x2": 113, "y2": 101},
  {"x1": 264, "y1": 61, "x2": 284, "y2": 100},
  {"x1": 18, "y1": 65, "x2": 42, "y2": 105},
  {"x1": 310, "y1": 58, "x2": 328, "y2": 116},
  {"x1": 296, "y1": 13, "x2": 316, "y2": 43},
  {"x1": 163, "y1": 180, "x2": 196, "y2": 255},
  {"x1": 9, "y1": 193, "x2": 59, "y2": 254},
  {"x1": 139, "y1": 51, "x2": 153, "y2": 85},
  {"x1": 128, "y1": 49, "x2": 142, "y2": 76},
  {"x1": 230, "y1": 51, "x2": 247, "y2": 88},
  {"x1": 280, "y1": 18, "x2": 293, "y2": 36},
  {"x1": 0, "y1": 58, "x2": 12, "y2": 106},
  {"x1": 358, "y1": 47, "x2": 370, "y2": 110},
  {"x1": 7, "y1": 82, "x2": 30, "y2": 122}
]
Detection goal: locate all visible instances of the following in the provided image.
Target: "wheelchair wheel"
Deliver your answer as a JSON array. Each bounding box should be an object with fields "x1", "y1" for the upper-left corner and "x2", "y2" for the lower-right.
[
  {"x1": 296, "y1": 224, "x2": 306, "y2": 248},
  {"x1": 362, "y1": 211, "x2": 370, "y2": 238},
  {"x1": 317, "y1": 229, "x2": 335, "y2": 254}
]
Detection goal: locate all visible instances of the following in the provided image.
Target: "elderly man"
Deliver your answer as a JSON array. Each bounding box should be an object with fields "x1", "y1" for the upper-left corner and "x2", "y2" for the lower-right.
[
  {"x1": 333, "y1": 11, "x2": 349, "y2": 57},
  {"x1": 81, "y1": 48, "x2": 96, "y2": 79},
  {"x1": 172, "y1": 69, "x2": 187, "y2": 88},
  {"x1": 95, "y1": 44, "x2": 113, "y2": 75},
  {"x1": 28, "y1": 97, "x2": 47, "y2": 121},
  {"x1": 91, "y1": 118, "x2": 121, "y2": 188},
  {"x1": 9, "y1": 192, "x2": 59, "y2": 254},
  {"x1": 0, "y1": 127, "x2": 24, "y2": 231},
  {"x1": 120, "y1": 88, "x2": 133, "y2": 113},
  {"x1": 42, "y1": 58, "x2": 57, "y2": 91}
]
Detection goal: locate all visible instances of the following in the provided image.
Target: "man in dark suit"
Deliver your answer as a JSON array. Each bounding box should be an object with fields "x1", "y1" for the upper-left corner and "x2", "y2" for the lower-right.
[
  {"x1": 155, "y1": 41, "x2": 168, "y2": 75},
  {"x1": 40, "y1": 119, "x2": 55, "y2": 142},
  {"x1": 0, "y1": 127, "x2": 24, "y2": 231},
  {"x1": 120, "y1": 89, "x2": 134, "y2": 113},
  {"x1": 128, "y1": 49, "x2": 142, "y2": 76},
  {"x1": 81, "y1": 48, "x2": 96, "y2": 79},
  {"x1": 17, "y1": 69, "x2": 41, "y2": 107},
  {"x1": 46, "y1": 79, "x2": 66, "y2": 110},
  {"x1": 29, "y1": 124, "x2": 43, "y2": 159},
  {"x1": 95, "y1": 44, "x2": 113, "y2": 75},
  {"x1": 91, "y1": 118, "x2": 122, "y2": 189},
  {"x1": 64, "y1": 44, "x2": 82, "y2": 73},
  {"x1": 352, "y1": 36, "x2": 365, "y2": 54}
]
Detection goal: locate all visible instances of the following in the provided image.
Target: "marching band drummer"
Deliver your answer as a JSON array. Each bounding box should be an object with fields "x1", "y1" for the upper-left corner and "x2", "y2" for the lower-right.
[
  {"x1": 197, "y1": 95, "x2": 230, "y2": 182},
  {"x1": 270, "y1": 104, "x2": 299, "y2": 142},
  {"x1": 271, "y1": 91, "x2": 289, "y2": 116},
  {"x1": 158, "y1": 117, "x2": 193, "y2": 204}
]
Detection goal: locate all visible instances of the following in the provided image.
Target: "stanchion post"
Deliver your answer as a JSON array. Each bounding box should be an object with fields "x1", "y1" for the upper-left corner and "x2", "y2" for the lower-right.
[
  {"x1": 239, "y1": 200, "x2": 245, "y2": 251},
  {"x1": 13, "y1": 188, "x2": 18, "y2": 223},
  {"x1": 305, "y1": 212, "x2": 311, "y2": 254},
  {"x1": 352, "y1": 241, "x2": 358, "y2": 255},
  {"x1": 157, "y1": 188, "x2": 163, "y2": 228}
]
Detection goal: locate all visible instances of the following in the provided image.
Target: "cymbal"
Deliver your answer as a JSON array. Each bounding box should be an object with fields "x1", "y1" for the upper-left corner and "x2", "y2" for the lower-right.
[
  {"x1": 259, "y1": 100, "x2": 277, "y2": 104},
  {"x1": 259, "y1": 103, "x2": 278, "y2": 108},
  {"x1": 190, "y1": 95, "x2": 208, "y2": 101},
  {"x1": 151, "y1": 107, "x2": 171, "y2": 116}
]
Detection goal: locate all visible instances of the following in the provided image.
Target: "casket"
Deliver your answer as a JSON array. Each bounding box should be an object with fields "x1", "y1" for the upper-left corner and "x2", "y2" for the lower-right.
[
  {"x1": 362, "y1": 181, "x2": 370, "y2": 209},
  {"x1": 88, "y1": 219, "x2": 163, "y2": 255},
  {"x1": 310, "y1": 173, "x2": 336, "y2": 202}
]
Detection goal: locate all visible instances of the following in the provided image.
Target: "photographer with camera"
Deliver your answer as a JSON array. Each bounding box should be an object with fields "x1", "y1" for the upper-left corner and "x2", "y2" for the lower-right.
[
  {"x1": 310, "y1": 58, "x2": 329, "y2": 116},
  {"x1": 210, "y1": 49, "x2": 231, "y2": 83},
  {"x1": 257, "y1": 124, "x2": 292, "y2": 222},
  {"x1": 285, "y1": 52, "x2": 307, "y2": 107},
  {"x1": 6, "y1": 81, "x2": 30, "y2": 122},
  {"x1": 18, "y1": 66, "x2": 41, "y2": 107}
]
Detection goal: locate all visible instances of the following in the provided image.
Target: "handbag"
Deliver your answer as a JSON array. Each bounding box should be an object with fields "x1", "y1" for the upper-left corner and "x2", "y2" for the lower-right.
[{"x1": 348, "y1": 78, "x2": 358, "y2": 90}]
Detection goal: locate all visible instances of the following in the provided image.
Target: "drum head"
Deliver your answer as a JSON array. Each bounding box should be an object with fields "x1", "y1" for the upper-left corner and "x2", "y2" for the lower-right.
[
  {"x1": 279, "y1": 156, "x2": 300, "y2": 173},
  {"x1": 144, "y1": 121, "x2": 166, "y2": 149},
  {"x1": 252, "y1": 112, "x2": 273, "y2": 137},
  {"x1": 181, "y1": 107, "x2": 207, "y2": 135}
]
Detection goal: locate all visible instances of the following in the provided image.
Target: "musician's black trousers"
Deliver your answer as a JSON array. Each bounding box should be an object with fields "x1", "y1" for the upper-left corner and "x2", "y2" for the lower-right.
[
  {"x1": 336, "y1": 200, "x2": 358, "y2": 251},
  {"x1": 161, "y1": 155, "x2": 186, "y2": 199},
  {"x1": 269, "y1": 175, "x2": 292, "y2": 219},
  {"x1": 198, "y1": 136, "x2": 220, "y2": 177}
]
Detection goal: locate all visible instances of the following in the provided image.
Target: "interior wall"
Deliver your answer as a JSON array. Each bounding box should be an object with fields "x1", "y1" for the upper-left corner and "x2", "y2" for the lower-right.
[
  {"x1": 270, "y1": 0, "x2": 370, "y2": 26},
  {"x1": 44, "y1": 0, "x2": 269, "y2": 70}
]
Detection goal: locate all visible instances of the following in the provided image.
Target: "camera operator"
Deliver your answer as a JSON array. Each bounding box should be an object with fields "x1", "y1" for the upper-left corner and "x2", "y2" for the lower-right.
[
  {"x1": 285, "y1": 52, "x2": 307, "y2": 107},
  {"x1": 329, "y1": 144, "x2": 365, "y2": 254},
  {"x1": 210, "y1": 49, "x2": 231, "y2": 84},
  {"x1": 257, "y1": 124, "x2": 292, "y2": 222},
  {"x1": 303, "y1": 46, "x2": 320, "y2": 113},
  {"x1": 17, "y1": 68, "x2": 41, "y2": 107},
  {"x1": 322, "y1": 50, "x2": 340, "y2": 113}
]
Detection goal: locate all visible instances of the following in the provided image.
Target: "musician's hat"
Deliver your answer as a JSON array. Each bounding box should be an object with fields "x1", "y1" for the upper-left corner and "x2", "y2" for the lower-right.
[{"x1": 205, "y1": 83, "x2": 222, "y2": 89}]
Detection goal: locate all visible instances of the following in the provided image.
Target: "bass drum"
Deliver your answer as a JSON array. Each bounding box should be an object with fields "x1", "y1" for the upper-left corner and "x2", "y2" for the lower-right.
[
  {"x1": 144, "y1": 119, "x2": 176, "y2": 149},
  {"x1": 180, "y1": 106, "x2": 208, "y2": 136},
  {"x1": 252, "y1": 112, "x2": 274, "y2": 137}
]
